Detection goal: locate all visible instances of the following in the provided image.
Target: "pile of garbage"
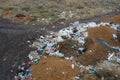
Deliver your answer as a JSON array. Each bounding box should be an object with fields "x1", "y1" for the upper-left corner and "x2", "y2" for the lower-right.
[
  {"x1": 15, "y1": 21, "x2": 120, "y2": 80},
  {"x1": 28, "y1": 21, "x2": 120, "y2": 60}
]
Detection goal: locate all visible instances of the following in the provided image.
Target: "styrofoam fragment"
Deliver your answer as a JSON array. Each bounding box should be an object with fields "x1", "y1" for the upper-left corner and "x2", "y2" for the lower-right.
[
  {"x1": 87, "y1": 22, "x2": 97, "y2": 28},
  {"x1": 50, "y1": 50, "x2": 64, "y2": 57},
  {"x1": 56, "y1": 36, "x2": 64, "y2": 42}
]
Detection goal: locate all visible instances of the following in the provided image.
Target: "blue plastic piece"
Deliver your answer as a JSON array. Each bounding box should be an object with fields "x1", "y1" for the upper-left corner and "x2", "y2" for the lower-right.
[
  {"x1": 90, "y1": 69, "x2": 96, "y2": 74},
  {"x1": 97, "y1": 39, "x2": 110, "y2": 47}
]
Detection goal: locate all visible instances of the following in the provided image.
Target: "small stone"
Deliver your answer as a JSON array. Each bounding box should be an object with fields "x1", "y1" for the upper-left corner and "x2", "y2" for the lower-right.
[{"x1": 71, "y1": 64, "x2": 74, "y2": 69}]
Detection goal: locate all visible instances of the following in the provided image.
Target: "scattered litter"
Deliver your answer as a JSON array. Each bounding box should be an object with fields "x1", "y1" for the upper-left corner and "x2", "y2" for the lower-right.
[
  {"x1": 87, "y1": 22, "x2": 98, "y2": 27},
  {"x1": 74, "y1": 76, "x2": 80, "y2": 80},
  {"x1": 49, "y1": 50, "x2": 64, "y2": 57},
  {"x1": 108, "y1": 53, "x2": 115, "y2": 61},
  {"x1": 112, "y1": 34, "x2": 117, "y2": 40},
  {"x1": 28, "y1": 21, "x2": 120, "y2": 73},
  {"x1": 111, "y1": 46, "x2": 120, "y2": 51},
  {"x1": 28, "y1": 21, "x2": 120, "y2": 62},
  {"x1": 78, "y1": 47, "x2": 87, "y2": 54},
  {"x1": 33, "y1": 59, "x2": 39, "y2": 65},
  {"x1": 28, "y1": 51, "x2": 40, "y2": 61}
]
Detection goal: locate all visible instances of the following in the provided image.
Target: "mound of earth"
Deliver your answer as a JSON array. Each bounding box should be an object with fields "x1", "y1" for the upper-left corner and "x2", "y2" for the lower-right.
[
  {"x1": 58, "y1": 39, "x2": 82, "y2": 57},
  {"x1": 31, "y1": 56, "x2": 79, "y2": 80},
  {"x1": 76, "y1": 26, "x2": 120, "y2": 65},
  {"x1": 104, "y1": 14, "x2": 120, "y2": 46},
  {"x1": 104, "y1": 14, "x2": 120, "y2": 43},
  {"x1": 104, "y1": 14, "x2": 120, "y2": 24},
  {"x1": 87, "y1": 26, "x2": 119, "y2": 46}
]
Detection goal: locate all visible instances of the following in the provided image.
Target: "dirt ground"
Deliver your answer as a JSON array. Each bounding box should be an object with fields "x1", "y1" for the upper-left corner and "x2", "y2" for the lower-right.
[{"x1": 31, "y1": 56, "x2": 79, "y2": 80}]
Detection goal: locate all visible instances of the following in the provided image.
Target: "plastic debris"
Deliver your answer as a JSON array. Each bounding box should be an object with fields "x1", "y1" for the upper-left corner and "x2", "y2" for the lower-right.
[
  {"x1": 71, "y1": 64, "x2": 75, "y2": 69},
  {"x1": 97, "y1": 39, "x2": 110, "y2": 47},
  {"x1": 90, "y1": 68, "x2": 96, "y2": 74},
  {"x1": 34, "y1": 59, "x2": 39, "y2": 65},
  {"x1": 78, "y1": 47, "x2": 87, "y2": 54},
  {"x1": 112, "y1": 34, "x2": 117, "y2": 40},
  {"x1": 28, "y1": 21, "x2": 120, "y2": 62},
  {"x1": 111, "y1": 46, "x2": 120, "y2": 51},
  {"x1": 117, "y1": 26, "x2": 120, "y2": 31},
  {"x1": 74, "y1": 76, "x2": 80, "y2": 80},
  {"x1": 108, "y1": 53, "x2": 115, "y2": 61},
  {"x1": 28, "y1": 51, "x2": 40, "y2": 61},
  {"x1": 107, "y1": 52, "x2": 120, "y2": 63},
  {"x1": 65, "y1": 56, "x2": 74, "y2": 61},
  {"x1": 49, "y1": 50, "x2": 64, "y2": 57},
  {"x1": 14, "y1": 76, "x2": 18, "y2": 80},
  {"x1": 87, "y1": 22, "x2": 98, "y2": 27}
]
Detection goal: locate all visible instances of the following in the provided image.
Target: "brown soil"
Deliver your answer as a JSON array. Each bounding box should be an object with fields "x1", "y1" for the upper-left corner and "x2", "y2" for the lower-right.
[
  {"x1": 15, "y1": 15, "x2": 36, "y2": 23},
  {"x1": 104, "y1": 14, "x2": 120, "y2": 24},
  {"x1": 31, "y1": 56, "x2": 79, "y2": 80},
  {"x1": 76, "y1": 37, "x2": 112, "y2": 65},
  {"x1": 104, "y1": 14, "x2": 120, "y2": 43},
  {"x1": 87, "y1": 26, "x2": 119, "y2": 46}
]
